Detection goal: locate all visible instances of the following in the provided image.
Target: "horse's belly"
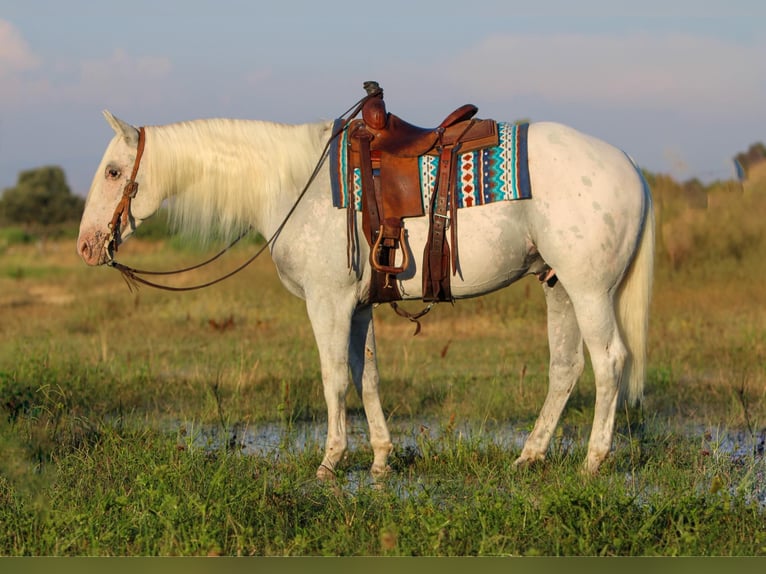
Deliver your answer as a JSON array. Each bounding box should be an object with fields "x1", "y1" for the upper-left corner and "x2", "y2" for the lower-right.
[{"x1": 394, "y1": 202, "x2": 532, "y2": 300}]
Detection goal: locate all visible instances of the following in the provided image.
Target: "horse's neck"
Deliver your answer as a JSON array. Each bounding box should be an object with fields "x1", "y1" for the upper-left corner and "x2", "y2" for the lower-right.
[{"x1": 148, "y1": 119, "x2": 330, "y2": 241}]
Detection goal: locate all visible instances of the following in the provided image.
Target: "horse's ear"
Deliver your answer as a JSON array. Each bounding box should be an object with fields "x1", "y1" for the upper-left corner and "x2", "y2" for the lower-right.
[{"x1": 103, "y1": 110, "x2": 139, "y2": 147}]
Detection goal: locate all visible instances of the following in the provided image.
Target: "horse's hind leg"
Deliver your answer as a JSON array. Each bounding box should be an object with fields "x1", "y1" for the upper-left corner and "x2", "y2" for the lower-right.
[
  {"x1": 349, "y1": 305, "x2": 393, "y2": 477},
  {"x1": 573, "y1": 293, "x2": 628, "y2": 474},
  {"x1": 515, "y1": 282, "x2": 584, "y2": 467}
]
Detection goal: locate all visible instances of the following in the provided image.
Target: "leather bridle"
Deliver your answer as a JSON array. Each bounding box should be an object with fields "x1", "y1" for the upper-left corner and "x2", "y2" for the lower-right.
[{"x1": 106, "y1": 126, "x2": 146, "y2": 261}]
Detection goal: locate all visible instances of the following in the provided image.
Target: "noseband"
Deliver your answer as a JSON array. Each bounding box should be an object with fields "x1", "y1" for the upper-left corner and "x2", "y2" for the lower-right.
[{"x1": 106, "y1": 126, "x2": 146, "y2": 261}]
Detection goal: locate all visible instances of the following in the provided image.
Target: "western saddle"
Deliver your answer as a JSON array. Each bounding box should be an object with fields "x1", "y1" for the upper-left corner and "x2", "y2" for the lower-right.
[{"x1": 346, "y1": 82, "x2": 499, "y2": 303}]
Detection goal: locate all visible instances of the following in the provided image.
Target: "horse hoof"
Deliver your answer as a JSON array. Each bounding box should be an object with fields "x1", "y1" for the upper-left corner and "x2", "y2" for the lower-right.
[
  {"x1": 371, "y1": 463, "x2": 391, "y2": 480},
  {"x1": 316, "y1": 464, "x2": 336, "y2": 481},
  {"x1": 581, "y1": 460, "x2": 604, "y2": 477},
  {"x1": 513, "y1": 454, "x2": 545, "y2": 470}
]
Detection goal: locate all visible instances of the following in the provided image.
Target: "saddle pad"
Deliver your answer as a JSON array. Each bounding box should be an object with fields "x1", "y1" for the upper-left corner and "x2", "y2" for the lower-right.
[{"x1": 330, "y1": 120, "x2": 532, "y2": 212}]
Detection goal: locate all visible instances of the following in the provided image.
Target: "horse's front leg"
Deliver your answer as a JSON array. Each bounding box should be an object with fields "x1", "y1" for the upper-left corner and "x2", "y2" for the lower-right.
[
  {"x1": 305, "y1": 294, "x2": 356, "y2": 480},
  {"x1": 349, "y1": 305, "x2": 393, "y2": 477}
]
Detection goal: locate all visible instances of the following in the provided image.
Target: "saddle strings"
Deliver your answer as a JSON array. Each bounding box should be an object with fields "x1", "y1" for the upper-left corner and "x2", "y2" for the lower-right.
[{"x1": 109, "y1": 90, "x2": 378, "y2": 292}]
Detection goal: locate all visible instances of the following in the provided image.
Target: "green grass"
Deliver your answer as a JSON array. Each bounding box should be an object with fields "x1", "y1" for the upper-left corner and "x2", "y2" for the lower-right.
[
  {"x1": 1, "y1": 175, "x2": 765, "y2": 555},
  {"x1": 2, "y1": 416, "x2": 764, "y2": 556}
]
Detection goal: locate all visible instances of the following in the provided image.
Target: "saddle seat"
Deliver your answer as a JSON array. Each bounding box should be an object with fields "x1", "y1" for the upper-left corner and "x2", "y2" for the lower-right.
[{"x1": 360, "y1": 98, "x2": 481, "y2": 157}]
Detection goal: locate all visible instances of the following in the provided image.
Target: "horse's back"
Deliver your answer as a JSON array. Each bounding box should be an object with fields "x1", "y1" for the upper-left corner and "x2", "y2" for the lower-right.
[{"x1": 527, "y1": 121, "x2": 642, "y2": 195}]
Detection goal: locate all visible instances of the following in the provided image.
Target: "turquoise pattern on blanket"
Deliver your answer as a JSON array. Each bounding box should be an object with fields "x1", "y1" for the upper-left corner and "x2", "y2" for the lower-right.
[{"x1": 330, "y1": 121, "x2": 532, "y2": 212}]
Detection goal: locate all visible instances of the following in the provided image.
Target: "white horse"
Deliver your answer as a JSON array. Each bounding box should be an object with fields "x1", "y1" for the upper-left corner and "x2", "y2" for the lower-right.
[{"x1": 78, "y1": 108, "x2": 654, "y2": 478}]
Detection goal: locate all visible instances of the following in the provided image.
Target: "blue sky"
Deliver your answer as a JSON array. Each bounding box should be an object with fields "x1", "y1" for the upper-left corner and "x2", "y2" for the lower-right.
[{"x1": 1, "y1": 0, "x2": 765, "y2": 194}]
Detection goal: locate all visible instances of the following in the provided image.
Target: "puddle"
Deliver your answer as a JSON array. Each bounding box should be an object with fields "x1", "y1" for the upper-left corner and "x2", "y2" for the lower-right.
[
  {"x1": 171, "y1": 415, "x2": 766, "y2": 461},
  {"x1": 169, "y1": 416, "x2": 766, "y2": 506},
  {"x1": 173, "y1": 416, "x2": 533, "y2": 458},
  {"x1": 692, "y1": 425, "x2": 766, "y2": 460}
]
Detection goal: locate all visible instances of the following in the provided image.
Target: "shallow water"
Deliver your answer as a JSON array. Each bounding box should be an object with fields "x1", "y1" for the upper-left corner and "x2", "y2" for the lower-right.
[
  {"x1": 174, "y1": 416, "x2": 533, "y2": 459},
  {"x1": 176, "y1": 416, "x2": 765, "y2": 461},
  {"x1": 169, "y1": 415, "x2": 766, "y2": 507}
]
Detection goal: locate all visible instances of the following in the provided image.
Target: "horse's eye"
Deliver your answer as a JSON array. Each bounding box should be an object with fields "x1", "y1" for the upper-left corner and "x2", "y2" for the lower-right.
[{"x1": 106, "y1": 167, "x2": 121, "y2": 180}]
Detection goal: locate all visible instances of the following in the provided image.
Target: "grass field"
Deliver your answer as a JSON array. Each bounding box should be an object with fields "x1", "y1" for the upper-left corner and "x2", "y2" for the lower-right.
[{"x1": 0, "y1": 168, "x2": 765, "y2": 555}]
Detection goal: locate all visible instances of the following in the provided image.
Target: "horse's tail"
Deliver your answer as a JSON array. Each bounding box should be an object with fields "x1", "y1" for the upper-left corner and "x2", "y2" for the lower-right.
[{"x1": 616, "y1": 171, "x2": 655, "y2": 406}]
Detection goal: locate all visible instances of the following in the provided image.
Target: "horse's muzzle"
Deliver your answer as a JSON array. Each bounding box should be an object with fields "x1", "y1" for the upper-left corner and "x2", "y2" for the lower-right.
[{"x1": 77, "y1": 230, "x2": 113, "y2": 266}]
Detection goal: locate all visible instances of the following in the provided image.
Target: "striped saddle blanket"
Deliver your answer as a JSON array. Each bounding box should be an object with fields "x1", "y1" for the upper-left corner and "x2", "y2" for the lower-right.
[{"x1": 330, "y1": 121, "x2": 533, "y2": 213}]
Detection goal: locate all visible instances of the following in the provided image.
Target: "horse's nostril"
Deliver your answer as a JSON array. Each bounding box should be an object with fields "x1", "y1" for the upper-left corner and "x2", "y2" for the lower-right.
[{"x1": 79, "y1": 240, "x2": 92, "y2": 261}]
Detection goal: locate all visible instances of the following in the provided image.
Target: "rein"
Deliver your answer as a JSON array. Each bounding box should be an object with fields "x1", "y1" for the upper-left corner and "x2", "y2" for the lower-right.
[{"x1": 107, "y1": 90, "x2": 380, "y2": 292}]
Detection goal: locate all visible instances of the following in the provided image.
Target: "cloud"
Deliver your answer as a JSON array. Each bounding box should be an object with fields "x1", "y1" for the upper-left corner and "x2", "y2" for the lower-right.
[
  {"x1": 0, "y1": 19, "x2": 173, "y2": 110},
  {"x1": 0, "y1": 19, "x2": 38, "y2": 70},
  {"x1": 0, "y1": 19, "x2": 43, "y2": 103},
  {"x1": 442, "y1": 32, "x2": 764, "y2": 117}
]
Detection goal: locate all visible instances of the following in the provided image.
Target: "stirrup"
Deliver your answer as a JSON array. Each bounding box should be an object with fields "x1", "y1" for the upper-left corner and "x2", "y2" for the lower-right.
[{"x1": 370, "y1": 226, "x2": 410, "y2": 275}]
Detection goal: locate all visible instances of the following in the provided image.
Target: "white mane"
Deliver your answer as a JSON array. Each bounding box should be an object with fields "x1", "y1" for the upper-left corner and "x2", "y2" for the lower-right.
[{"x1": 144, "y1": 118, "x2": 331, "y2": 243}]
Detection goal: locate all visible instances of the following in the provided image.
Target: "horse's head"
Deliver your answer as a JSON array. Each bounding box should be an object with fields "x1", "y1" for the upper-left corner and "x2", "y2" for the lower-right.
[{"x1": 77, "y1": 111, "x2": 163, "y2": 266}]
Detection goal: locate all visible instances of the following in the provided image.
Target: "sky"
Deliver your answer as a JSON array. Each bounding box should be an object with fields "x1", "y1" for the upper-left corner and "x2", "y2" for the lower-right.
[{"x1": 1, "y1": 0, "x2": 765, "y2": 195}]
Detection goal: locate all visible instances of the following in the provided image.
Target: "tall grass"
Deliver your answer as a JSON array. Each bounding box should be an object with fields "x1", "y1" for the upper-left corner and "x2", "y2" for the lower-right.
[{"x1": 1, "y1": 167, "x2": 765, "y2": 555}]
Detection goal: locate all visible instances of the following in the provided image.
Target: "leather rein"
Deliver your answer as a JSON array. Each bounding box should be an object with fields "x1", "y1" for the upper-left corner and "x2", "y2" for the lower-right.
[{"x1": 106, "y1": 92, "x2": 378, "y2": 292}]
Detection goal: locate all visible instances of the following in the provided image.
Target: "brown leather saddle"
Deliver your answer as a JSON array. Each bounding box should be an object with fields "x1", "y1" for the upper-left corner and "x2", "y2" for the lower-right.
[{"x1": 346, "y1": 82, "x2": 499, "y2": 303}]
